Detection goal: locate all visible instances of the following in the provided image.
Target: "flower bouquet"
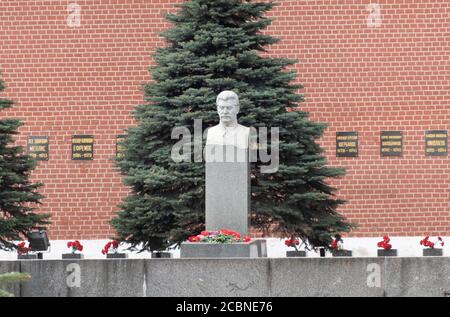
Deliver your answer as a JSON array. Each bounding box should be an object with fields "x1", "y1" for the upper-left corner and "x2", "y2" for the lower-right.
[
  {"x1": 377, "y1": 236, "x2": 397, "y2": 257},
  {"x1": 420, "y1": 236, "x2": 444, "y2": 256},
  {"x1": 188, "y1": 230, "x2": 251, "y2": 244},
  {"x1": 63, "y1": 240, "x2": 84, "y2": 259},
  {"x1": 181, "y1": 229, "x2": 260, "y2": 258},
  {"x1": 16, "y1": 242, "x2": 36, "y2": 260},
  {"x1": 102, "y1": 240, "x2": 127, "y2": 259},
  {"x1": 284, "y1": 238, "x2": 306, "y2": 257},
  {"x1": 330, "y1": 235, "x2": 352, "y2": 257}
]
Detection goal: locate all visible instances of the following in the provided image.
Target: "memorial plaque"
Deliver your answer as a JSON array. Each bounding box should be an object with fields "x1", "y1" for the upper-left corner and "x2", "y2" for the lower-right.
[
  {"x1": 336, "y1": 132, "x2": 358, "y2": 157},
  {"x1": 380, "y1": 131, "x2": 402, "y2": 156},
  {"x1": 27, "y1": 136, "x2": 49, "y2": 161},
  {"x1": 116, "y1": 135, "x2": 126, "y2": 158},
  {"x1": 425, "y1": 130, "x2": 447, "y2": 156},
  {"x1": 72, "y1": 135, "x2": 94, "y2": 160}
]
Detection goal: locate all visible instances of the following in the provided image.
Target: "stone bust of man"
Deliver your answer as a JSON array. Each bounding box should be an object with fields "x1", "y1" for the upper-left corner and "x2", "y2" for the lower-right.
[{"x1": 206, "y1": 90, "x2": 250, "y2": 149}]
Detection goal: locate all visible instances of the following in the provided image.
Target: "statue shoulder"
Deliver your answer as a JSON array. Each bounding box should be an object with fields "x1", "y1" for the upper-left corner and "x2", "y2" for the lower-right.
[
  {"x1": 206, "y1": 124, "x2": 221, "y2": 137},
  {"x1": 237, "y1": 124, "x2": 250, "y2": 135}
]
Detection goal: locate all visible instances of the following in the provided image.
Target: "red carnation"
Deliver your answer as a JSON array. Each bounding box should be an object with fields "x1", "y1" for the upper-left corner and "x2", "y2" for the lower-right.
[
  {"x1": 377, "y1": 236, "x2": 392, "y2": 250},
  {"x1": 331, "y1": 239, "x2": 338, "y2": 250},
  {"x1": 17, "y1": 242, "x2": 30, "y2": 255},
  {"x1": 420, "y1": 236, "x2": 443, "y2": 249},
  {"x1": 102, "y1": 240, "x2": 119, "y2": 254},
  {"x1": 188, "y1": 236, "x2": 200, "y2": 242}
]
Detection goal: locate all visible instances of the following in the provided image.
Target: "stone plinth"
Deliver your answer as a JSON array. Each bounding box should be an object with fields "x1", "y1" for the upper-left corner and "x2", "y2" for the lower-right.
[
  {"x1": 106, "y1": 253, "x2": 128, "y2": 259},
  {"x1": 378, "y1": 249, "x2": 397, "y2": 257},
  {"x1": 205, "y1": 145, "x2": 250, "y2": 237},
  {"x1": 62, "y1": 253, "x2": 84, "y2": 259},
  {"x1": 180, "y1": 240, "x2": 261, "y2": 258},
  {"x1": 423, "y1": 248, "x2": 443, "y2": 256}
]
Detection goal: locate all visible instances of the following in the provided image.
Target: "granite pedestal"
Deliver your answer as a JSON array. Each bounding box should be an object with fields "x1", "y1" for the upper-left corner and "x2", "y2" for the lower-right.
[
  {"x1": 205, "y1": 145, "x2": 250, "y2": 237},
  {"x1": 180, "y1": 240, "x2": 263, "y2": 258}
]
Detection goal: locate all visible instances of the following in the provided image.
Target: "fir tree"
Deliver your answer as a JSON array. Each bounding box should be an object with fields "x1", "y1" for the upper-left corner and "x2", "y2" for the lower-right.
[
  {"x1": 0, "y1": 75, "x2": 50, "y2": 250},
  {"x1": 0, "y1": 272, "x2": 30, "y2": 297},
  {"x1": 112, "y1": 0, "x2": 354, "y2": 251}
]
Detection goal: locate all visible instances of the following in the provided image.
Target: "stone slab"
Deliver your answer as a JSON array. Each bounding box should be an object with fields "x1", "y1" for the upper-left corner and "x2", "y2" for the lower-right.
[
  {"x1": 145, "y1": 258, "x2": 270, "y2": 297},
  {"x1": 62, "y1": 253, "x2": 84, "y2": 259},
  {"x1": 270, "y1": 258, "x2": 386, "y2": 297},
  {"x1": 377, "y1": 249, "x2": 397, "y2": 257},
  {"x1": 205, "y1": 145, "x2": 250, "y2": 237},
  {"x1": 20, "y1": 260, "x2": 144, "y2": 297},
  {"x1": 180, "y1": 240, "x2": 260, "y2": 258}
]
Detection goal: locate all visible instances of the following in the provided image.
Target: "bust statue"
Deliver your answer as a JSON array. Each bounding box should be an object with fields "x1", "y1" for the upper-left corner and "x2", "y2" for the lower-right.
[{"x1": 206, "y1": 91, "x2": 250, "y2": 149}]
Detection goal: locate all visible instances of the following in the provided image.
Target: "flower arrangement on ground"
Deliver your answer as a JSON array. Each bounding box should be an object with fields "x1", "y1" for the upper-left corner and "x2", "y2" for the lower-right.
[
  {"x1": 377, "y1": 235, "x2": 397, "y2": 256},
  {"x1": 187, "y1": 229, "x2": 251, "y2": 243},
  {"x1": 67, "y1": 240, "x2": 83, "y2": 254},
  {"x1": 377, "y1": 236, "x2": 392, "y2": 250},
  {"x1": 284, "y1": 237, "x2": 306, "y2": 257},
  {"x1": 330, "y1": 234, "x2": 352, "y2": 257},
  {"x1": 420, "y1": 236, "x2": 444, "y2": 249},
  {"x1": 102, "y1": 240, "x2": 119, "y2": 255},
  {"x1": 62, "y1": 240, "x2": 84, "y2": 259},
  {"x1": 420, "y1": 236, "x2": 444, "y2": 256},
  {"x1": 101, "y1": 240, "x2": 127, "y2": 258},
  {"x1": 16, "y1": 242, "x2": 30, "y2": 256}
]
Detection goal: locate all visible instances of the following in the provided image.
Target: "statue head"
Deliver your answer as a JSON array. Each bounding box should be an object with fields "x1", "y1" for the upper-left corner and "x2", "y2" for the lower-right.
[{"x1": 216, "y1": 90, "x2": 239, "y2": 126}]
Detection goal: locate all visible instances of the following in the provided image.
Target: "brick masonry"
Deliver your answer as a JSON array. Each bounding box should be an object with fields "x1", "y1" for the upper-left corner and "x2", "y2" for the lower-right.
[{"x1": 0, "y1": 0, "x2": 449, "y2": 239}]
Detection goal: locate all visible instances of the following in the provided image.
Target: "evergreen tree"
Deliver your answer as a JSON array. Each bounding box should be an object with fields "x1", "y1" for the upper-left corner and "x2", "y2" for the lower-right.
[
  {"x1": 0, "y1": 76, "x2": 50, "y2": 250},
  {"x1": 0, "y1": 272, "x2": 30, "y2": 297},
  {"x1": 112, "y1": 0, "x2": 354, "y2": 251}
]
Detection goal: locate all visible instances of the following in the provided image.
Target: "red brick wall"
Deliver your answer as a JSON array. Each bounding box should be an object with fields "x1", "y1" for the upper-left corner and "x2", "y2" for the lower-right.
[{"x1": 0, "y1": 0, "x2": 449, "y2": 239}]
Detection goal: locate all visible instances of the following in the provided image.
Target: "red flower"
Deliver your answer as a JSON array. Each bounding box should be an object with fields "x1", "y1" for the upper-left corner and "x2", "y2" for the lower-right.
[
  {"x1": 377, "y1": 236, "x2": 392, "y2": 250},
  {"x1": 243, "y1": 236, "x2": 251, "y2": 243},
  {"x1": 102, "y1": 240, "x2": 119, "y2": 254},
  {"x1": 331, "y1": 239, "x2": 338, "y2": 250},
  {"x1": 67, "y1": 240, "x2": 84, "y2": 253},
  {"x1": 188, "y1": 236, "x2": 200, "y2": 242},
  {"x1": 219, "y1": 229, "x2": 240, "y2": 239},
  {"x1": 200, "y1": 231, "x2": 209, "y2": 236},
  {"x1": 17, "y1": 242, "x2": 30, "y2": 255},
  {"x1": 420, "y1": 236, "x2": 443, "y2": 249}
]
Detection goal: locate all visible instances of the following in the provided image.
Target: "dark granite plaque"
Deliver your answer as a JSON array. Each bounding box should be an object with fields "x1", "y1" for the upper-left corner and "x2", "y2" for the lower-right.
[
  {"x1": 72, "y1": 135, "x2": 94, "y2": 160},
  {"x1": 380, "y1": 131, "x2": 402, "y2": 157},
  {"x1": 336, "y1": 132, "x2": 358, "y2": 157},
  {"x1": 27, "y1": 136, "x2": 49, "y2": 161},
  {"x1": 425, "y1": 130, "x2": 447, "y2": 156}
]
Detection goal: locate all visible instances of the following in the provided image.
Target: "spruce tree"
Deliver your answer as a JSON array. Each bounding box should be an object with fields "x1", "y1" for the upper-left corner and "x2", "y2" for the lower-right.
[
  {"x1": 0, "y1": 76, "x2": 50, "y2": 250},
  {"x1": 112, "y1": 0, "x2": 354, "y2": 251},
  {"x1": 0, "y1": 272, "x2": 30, "y2": 297}
]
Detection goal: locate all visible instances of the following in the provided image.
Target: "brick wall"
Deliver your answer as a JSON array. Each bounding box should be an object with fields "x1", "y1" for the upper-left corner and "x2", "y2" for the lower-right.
[{"x1": 0, "y1": 0, "x2": 449, "y2": 239}]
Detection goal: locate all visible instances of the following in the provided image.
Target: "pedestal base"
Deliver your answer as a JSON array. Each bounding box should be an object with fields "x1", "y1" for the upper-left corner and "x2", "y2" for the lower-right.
[
  {"x1": 180, "y1": 240, "x2": 265, "y2": 258},
  {"x1": 423, "y1": 248, "x2": 443, "y2": 256},
  {"x1": 62, "y1": 253, "x2": 84, "y2": 259},
  {"x1": 377, "y1": 249, "x2": 397, "y2": 257},
  {"x1": 106, "y1": 253, "x2": 128, "y2": 259},
  {"x1": 18, "y1": 254, "x2": 38, "y2": 260},
  {"x1": 286, "y1": 251, "x2": 306, "y2": 257},
  {"x1": 332, "y1": 249, "x2": 352, "y2": 257}
]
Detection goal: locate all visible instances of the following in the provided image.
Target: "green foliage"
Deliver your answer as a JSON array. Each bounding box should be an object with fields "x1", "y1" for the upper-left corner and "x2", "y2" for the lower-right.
[
  {"x1": 0, "y1": 272, "x2": 31, "y2": 297},
  {"x1": 0, "y1": 75, "x2": 50, "y2": 250},
  {"x1": 112, "y1": 0, "x2": 355, "y2": 251}
]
